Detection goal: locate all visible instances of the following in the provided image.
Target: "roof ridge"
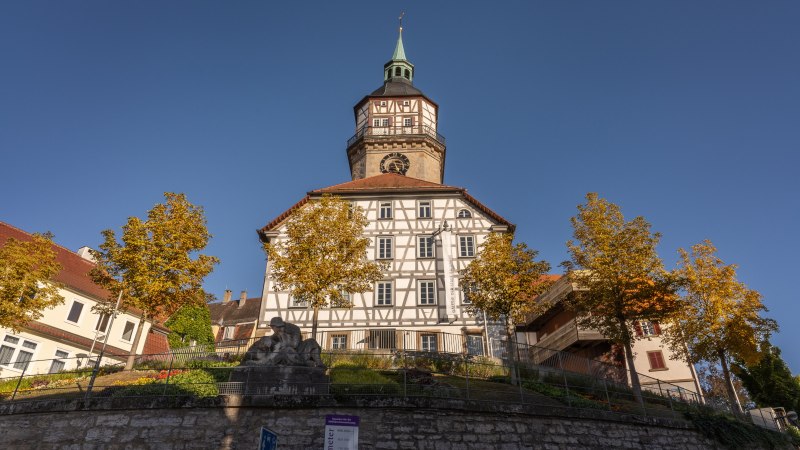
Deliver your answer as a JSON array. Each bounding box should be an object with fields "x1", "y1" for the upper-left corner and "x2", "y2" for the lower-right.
[{"x1": 0, "y1": 221, "x2": 95, "y2": 267}]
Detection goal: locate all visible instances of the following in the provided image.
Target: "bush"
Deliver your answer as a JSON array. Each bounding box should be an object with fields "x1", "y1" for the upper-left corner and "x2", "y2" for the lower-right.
[
  {"x1": 324, "y1": 351, "x2": 394, "y2": 370},
  {"x1": 522, "y1": 379, "x2": 608, "y2": 410},
  {"x1": 329, "y1": 365, "x2": 400, "y2": 396},
  {"x1": 786, "y1": 426, "x2": 800, "y2": 447},
  {"x1": 106, "y1": 369, "x2": 220, "y2": 398},
  {"x1": 684, "y1": 410, "x2": 793, "y2": 449}
]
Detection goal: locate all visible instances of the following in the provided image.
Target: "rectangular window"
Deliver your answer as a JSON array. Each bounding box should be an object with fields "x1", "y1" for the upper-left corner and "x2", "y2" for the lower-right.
[
  {"x1": 639, "y1": 321, "x2": 657, "y2": 337},
  {"x1": 461, "y1": 287, "x2": 472, "y2": 305},
  {"x1": 418, "y1": 280, "x2": 436, "y2": 305},
  {"x1": 376, "y1": 281, "x2": 393, "y2": 306},
  {"x1": 403, "y1": 117, "x2": 413, "y2": 127},
  {"x1": 121, "y1": 321, "x2": 135, "y2": 342},
  {"x1": 459, "y1": 235, "x2": 476, "y2": 258},
  {"x1": 223, "y1": 326, "x2": 235, "y2": 340},
  {"x1": 418, "y1": 201, "x2": 431, "y2": 218},
  {"x1": 369, "y1": 329, "x2": 396, "y2": 349},
  {"x1": 96, "y1": 313, "x2": 111, "y2": 333},
  {"x1": 49, "y1": 350, "x2": 69, "y2": 374},
  {"x1": 0, "y1": 336, "x2": 37, "y2": 370},
  {"x1": 331, "y1": 334, "x2": 347, "y2": 350},
  {"x1": 417, "y1": 236, "x2": 434, "y2": 258},
  {"x1": 377, "y1": 236, "x2": 393, "y2": 259},
  {"x1": 647, "y1": 351, "x2": 667, "y2": 370},
  {"x1": 379, "y1": 201, "x2": 393, "y2": 219},
  {"x1": 0, "y1": 345, "x2": 14, "y2": 365},
  {"x1": 421, "y1": 334, "x2": 438, "y2": 352},
  {"x1": 466, "y1": 334, "x2": 484, "y2": 356},
  {"x1": 290, "y1": 294, "x2": 309, "y2": 308},
  {"x1": 66, "y1": 301, "x2": 84, "y2": 323}
]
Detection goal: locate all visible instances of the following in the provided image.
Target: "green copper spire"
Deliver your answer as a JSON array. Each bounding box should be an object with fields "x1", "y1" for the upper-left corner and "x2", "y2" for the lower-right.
[
  {"x1": 383, "y1": 15, "x2": 414, "y2": 83},
  {"x1": 392, "y1": 27, "x2": 407, "y2": 61}
]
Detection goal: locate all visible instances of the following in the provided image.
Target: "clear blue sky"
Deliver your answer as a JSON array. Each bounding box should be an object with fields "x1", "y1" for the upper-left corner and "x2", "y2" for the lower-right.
[{"x1": 2, "y1": 2, "x2": 798, "y2": 373}]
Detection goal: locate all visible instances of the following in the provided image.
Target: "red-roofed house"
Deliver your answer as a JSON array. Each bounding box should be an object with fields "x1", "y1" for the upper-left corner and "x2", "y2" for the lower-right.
[
  {"x1": 0, "y1": 222, "x2": 170, "y2": 376},
  {"x1": 255, "y1": 31, "x2": 513, "y2": 356}
]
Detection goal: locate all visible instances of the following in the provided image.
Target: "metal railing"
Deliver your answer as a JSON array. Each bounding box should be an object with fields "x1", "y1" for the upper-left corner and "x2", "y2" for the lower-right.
[{"x1": 346, "y1": 125, "x2": 446, "y2": 147}]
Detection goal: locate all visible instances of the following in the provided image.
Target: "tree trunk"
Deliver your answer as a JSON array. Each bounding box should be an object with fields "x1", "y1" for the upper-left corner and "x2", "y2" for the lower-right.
[
  {"x1": 620, "y1": 317, "x2": 644, "y2": 407},
  {"x1": 311, "y1": 306, "x2": 320, "y2": 344},
  {"x1": 125, "y1": 315, "x2": 147, "y2": 371},
  {"x1": 718, "y1": 349, "x2": 743, "y2": 415},
  {"x1": 506, "y1": 317, "x2": 519, "y2": 385}
]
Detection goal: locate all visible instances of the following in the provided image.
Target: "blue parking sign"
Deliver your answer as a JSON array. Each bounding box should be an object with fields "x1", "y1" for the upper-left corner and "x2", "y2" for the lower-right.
[{"x1": 260, "y1": 426, "x2": 278, "y2": 450}]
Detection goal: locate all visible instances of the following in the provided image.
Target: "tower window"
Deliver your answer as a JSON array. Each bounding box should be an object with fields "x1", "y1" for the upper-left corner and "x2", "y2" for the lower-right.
[
  {"x1": 395, "y1": 67, "x2": 401, "y2": 76},
  {"x1": 404, "y1": 69, "x2": 410, "y2": 79},
  {"x1": 379, "y1": 201, "x2": 393, "y2": 219},
  {"x1": 386, "y1": 70, "x2": 391, "y2": 79}
]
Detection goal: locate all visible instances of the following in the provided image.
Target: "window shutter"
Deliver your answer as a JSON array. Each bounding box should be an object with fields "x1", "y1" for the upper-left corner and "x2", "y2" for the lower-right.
[
  {"x1": 634, "y1": 322, "x2": 643, "y2": 337},
  {"x1": 653, "y1": 322, "x2": 661, "y2": 335}
]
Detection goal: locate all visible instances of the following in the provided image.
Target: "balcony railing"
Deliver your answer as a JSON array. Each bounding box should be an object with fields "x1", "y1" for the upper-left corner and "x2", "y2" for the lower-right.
[
  {"x1": 530, "y1": 318, "x2": 604, "y2": 363},
  {"x1": 346, "y1": 125, "x2": 446, "y2": 147}
]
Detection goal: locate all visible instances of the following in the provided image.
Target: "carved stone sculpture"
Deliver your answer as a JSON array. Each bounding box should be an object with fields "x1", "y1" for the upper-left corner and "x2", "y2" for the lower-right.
[{"x1": 243, "y1": 317, "x2": 324, "y2": 368}]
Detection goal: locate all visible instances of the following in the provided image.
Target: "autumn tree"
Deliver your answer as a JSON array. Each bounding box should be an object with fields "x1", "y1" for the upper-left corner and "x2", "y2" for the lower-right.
[
  {"x1": 0, "y1": 232, "x2": 64, "y2": 331},
  {"x1": 91, "y1": 193, "x2": 219, "y2": 369},
  {"x1": 564, "y1": 193, "x2": 679, "y2": 405},
  {"x1": 733, "y1": 343, "x2": 800, "y2": 412},
  {"x1": 460, "y1": 233, "x2": 552, "y2": 366},
  {"x1": 263, "y1": 195, "x2": 385, "y2": 340}
]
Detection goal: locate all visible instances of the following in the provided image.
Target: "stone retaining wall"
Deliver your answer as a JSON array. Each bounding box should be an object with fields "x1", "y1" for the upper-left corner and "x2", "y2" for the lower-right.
[{"x1": 0, "y1": 396, "x2": 731, "y2": 450}]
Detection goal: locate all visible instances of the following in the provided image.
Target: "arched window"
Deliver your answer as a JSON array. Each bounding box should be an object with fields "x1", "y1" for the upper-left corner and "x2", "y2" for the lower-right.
[
  {"x1": 395, "y1": 67, "x2": 401, "y2": 76},
  {"x1": 386, "y1": 70, "x2": 391, "y2": 79},
  {"x1": 404, "y1": 69, "x2": 410, "y2": 79},
  {"x1": 457, "y1": 209, "x2": 472, "y2": 218}
]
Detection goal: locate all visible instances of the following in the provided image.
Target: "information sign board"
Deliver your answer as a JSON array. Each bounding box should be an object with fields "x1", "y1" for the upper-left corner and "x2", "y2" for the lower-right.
[{"x1": 324, "y1": 414, "x2": 359, "y2": 450}]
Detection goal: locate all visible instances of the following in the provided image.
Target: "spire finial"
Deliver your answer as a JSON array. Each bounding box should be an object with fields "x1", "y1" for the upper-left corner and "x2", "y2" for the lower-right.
[{"x1": 399, "y1": 11, "x2": 405, "y2": 32}]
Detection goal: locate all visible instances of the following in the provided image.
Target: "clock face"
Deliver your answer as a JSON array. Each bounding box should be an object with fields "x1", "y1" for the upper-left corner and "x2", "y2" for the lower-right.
[{"x1": 380, "y1": 152, "x2": 410, "y2": 175}]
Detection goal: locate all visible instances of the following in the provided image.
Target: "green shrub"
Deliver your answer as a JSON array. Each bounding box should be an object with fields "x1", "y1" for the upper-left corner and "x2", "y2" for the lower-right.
[
  {"x1": 684, "y1": 410, "x2": 792, "y2": 449},
  {"x1": 329, "y1": 365, "x2": 400, "y2": 396},
  {"x1": 325, "y1": 351, "x2": 394, "y2": 370},
  {"x1": 786, "y1": 425, "x2": 800, "y2": 447},
  {"x1": 522, "y1": 379, "x2": 608, "y2": 410}
]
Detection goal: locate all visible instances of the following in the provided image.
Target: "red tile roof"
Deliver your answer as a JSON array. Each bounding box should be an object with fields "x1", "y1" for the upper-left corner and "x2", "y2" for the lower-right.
[
  {"x1": 0, "y1": 222, "x2": 111, "y2": 301},
  {"x1": 142, "y1": 328, "x2": 171, "y2": 355},
  {"x1": 258, "y1": 174, "x2": 515, "y2": 237},
  {"x1": 0, "y1": 222, "x2": 170, "y2": 333},
  {"x1": 25, "y1": 321, "x2": 131, "y2": 358}
]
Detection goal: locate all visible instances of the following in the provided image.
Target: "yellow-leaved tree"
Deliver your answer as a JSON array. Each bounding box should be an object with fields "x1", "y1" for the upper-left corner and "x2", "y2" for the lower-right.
[
  {"x1": 263, "y1": 195, "x2": 385, "y2": 340},
  {"x1": 564, "y1": 193, "x2": 680, "y2": 405},
  {"x1": 460, "y1": 233, "x2": 552, "y2": 369},
  {"x1": 663, "y1": 240, "x2": 777, "y2": 414},
  {"x1": 91, "y1": 193, "x2": 219, "y2": 369},
  {"x1": 0, "y1": 232, "x2": 64, "y2": 331}
]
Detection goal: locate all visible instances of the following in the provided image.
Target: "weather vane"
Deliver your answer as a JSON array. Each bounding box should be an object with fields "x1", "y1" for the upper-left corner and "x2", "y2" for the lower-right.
[{"x1": 399, "y1": 11, "x2": 405, "y2": 32}]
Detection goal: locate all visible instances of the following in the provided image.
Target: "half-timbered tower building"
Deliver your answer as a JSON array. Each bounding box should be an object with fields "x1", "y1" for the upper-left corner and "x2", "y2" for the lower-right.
[{"x1": 256, "y1": 28, "x2": 510, "y2": 355}]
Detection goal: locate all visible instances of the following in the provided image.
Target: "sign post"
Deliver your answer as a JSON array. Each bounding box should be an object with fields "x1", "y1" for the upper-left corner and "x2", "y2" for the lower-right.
[
  {"x1": 324, "y1": 415, "x2": 359, "y2": 450},
  {"x1": 259, "y1": 426, "x2": 278, "y2": 450}
]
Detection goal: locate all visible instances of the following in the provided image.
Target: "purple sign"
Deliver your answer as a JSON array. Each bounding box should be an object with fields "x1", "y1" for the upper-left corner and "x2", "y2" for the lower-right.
[
  {"x1": 325, "y1": 415, "x2": 360, "y2": 427},
  {"x1": 325, "y1": 414, "x2": 359, "y2": 450}
]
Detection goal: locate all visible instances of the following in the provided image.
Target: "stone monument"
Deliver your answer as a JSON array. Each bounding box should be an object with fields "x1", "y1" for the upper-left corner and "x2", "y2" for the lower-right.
[{"x1": 227, "y1": 317, "x2": 328, "y2": 395}]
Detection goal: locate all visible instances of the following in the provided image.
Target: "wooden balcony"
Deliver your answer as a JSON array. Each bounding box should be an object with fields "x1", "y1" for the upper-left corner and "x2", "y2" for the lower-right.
[{"x1": 530, "y1": 318, "x2": 605, "y2": 364}]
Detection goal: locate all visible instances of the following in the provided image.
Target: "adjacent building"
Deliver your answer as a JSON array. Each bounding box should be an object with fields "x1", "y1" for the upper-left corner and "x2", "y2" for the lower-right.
[
  {"x1": 209, "y1": 290, "x2": 263, "y2": 349},
  {"x1": 517, "y1": 275, "x2": 701, "y2": 394},
  {"x1": 0, "y1": 222, "x2": 170, "y2": 376}
]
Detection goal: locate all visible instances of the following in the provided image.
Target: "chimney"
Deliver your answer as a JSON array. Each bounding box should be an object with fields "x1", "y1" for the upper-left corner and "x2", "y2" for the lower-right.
[
  {"x1": 223, "y1": 290, "x2": 232, "y2": 303},
  {"x1": 76, "y1": 246, "x2": 96, "y2": 263},
  {"x1": 238, "y1": 290, "x2": 247, "y2": 308}
]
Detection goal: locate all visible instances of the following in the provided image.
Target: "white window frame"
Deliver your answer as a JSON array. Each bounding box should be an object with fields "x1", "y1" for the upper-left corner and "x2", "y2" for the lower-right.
[
  {"x1": 418, "y1": 280, "x2": 436, "y2": 305},
  {"x1": 65, "y1": 300, "x2": 84, "y2": 324},
  {"x1": 49, "y1": 349, "x2": 69, "y2": 374},
  {"x1": 377, "y1": 236, "x2": 393, "y2": 259},
  {"x1": 417, "y1": 236, "x2": 434, "y2": 259},
  {"x1": 403, "y1": 117, "x2": 413, "y2": 127},
  {"x1": 95, "y1": 312, "x2": 111, "y2": 333},
  {"x1": 457, "y1": 209, "x2": 472, "y2": 218},
  {"x1": 418, "y1": 200, "x2": 432, "y2": 219},
  {"x1": 459, "y1": 235, "x2": 476, "y2": 258},
  {"x1": 379, "y1": 201, "x2": 393, "y2": 220},
  {"x1": 376, "y1": 281, "x2": 393, "y2": 306},
  {"x1": 0, "y1": 334, "x2": 39, "y2": 372},
  {"x1": 331, "y1": 334, "x2": 347, "y2": 350},
  {"x1": 640, "y1": 321, "x2": 657, "y2": 337},
  {"x1": 290, "y1": 295, "x2": 309, "y2": 308},
  {"x1": 421, "y1": 334, "x2": 438, "y2": 352},
  {"x1": 120, "y1": 321, "x2": 136, "y2": 342}
]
